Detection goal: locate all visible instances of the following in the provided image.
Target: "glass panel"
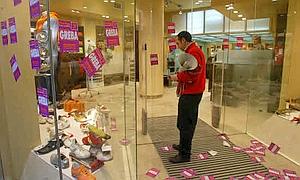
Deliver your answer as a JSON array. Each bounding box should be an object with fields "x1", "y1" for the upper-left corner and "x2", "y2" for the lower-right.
[
  {"x1": 225, "y1": 17, "x2": 246, "y2": 32},
  {"x1": 173, "y1": 13, "x2": 187, "y2": 34},
  {"x1": 205, "y1": 9, "x2": 224, "y2": 33},
  {"x1": 187, "y1": 11, "x2": 204, "y2": 34},
  {"x1": 247, "y1": 18, "x2": 270, "y2": 31}
]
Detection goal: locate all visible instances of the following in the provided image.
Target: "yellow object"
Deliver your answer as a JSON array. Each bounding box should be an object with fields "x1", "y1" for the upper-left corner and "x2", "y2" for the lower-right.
[{"x1": 87, "y1": 125, "x2": 111, "y2": 140}]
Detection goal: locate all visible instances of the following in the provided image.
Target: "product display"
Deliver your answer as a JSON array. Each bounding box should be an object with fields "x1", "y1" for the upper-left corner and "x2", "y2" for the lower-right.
[
  {"x1": 87, "y1": 125, "x2": 111, "y2": 140},
  {"x1": 64, "y1": 99, "x2": 85, "y2": 112},
  {"x1": 71, "y1": 162, "x2": 96, "y2": 180},
  {"x1": 69, "y1": 141, "x2": 91, "y2": 159},
  {"x1": 35, "y1": 139, "x2": 64, "y2": 155}
]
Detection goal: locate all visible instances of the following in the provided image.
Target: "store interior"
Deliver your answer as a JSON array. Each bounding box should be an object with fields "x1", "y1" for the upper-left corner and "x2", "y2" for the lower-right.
[{"x1": 1, "y1": 0, "x2": 300, "y2": 179}]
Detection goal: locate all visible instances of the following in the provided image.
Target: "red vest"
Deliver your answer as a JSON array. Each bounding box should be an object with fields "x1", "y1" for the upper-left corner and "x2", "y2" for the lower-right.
[{"x1": 177, "y1": 42, "x2": 206, "y2": 95}]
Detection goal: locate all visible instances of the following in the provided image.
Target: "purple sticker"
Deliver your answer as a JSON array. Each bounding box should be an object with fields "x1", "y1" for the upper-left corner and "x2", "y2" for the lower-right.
[
  {"x1": 29, "y1": 0, "x2": 41, "y2": 19},
  {"x1": 1, "y1": 21, "x2": 8, "y2": 46},
  {"x1": 10, "y1": 55, "x2": 21, "y2": 81},
  {"x1": 13, "y1": 0, "x2": 22, "y2": 6},
  {"x1": 37, "y1": 87, "x2": 49, "y2": 117},
  {"x1": 58, "y1": 20, "x2": 79, "y2": 53},
  {"x1": 146, "y1": 168, "x2": 160, "y2": 178},
  {"x1": 8, "y1": 17, "x2": 17, "y2": 44},
  {"x1": 104, "y1": 21, "x2": 119, "y2": 47},
  {"x1": 29, "y1": 40, "x2": 41, "y2": 70}
]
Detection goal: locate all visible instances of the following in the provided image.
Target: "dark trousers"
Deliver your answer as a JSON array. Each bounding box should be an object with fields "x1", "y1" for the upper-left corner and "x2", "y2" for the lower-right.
[{"x1": 177, "y1": 93, "x2": 203, "y2": 157}]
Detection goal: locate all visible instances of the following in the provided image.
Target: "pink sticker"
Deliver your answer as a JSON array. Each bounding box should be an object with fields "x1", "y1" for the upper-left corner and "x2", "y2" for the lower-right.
[
  {"x1": 80, "y1": 48, "x2": 106, "y2": 77},
  {"x1": 104, "y1": 21, "x2": 119, "y2": 47},
  {"x1": 254, "y1": 172, "x2": 266, "y2": 179},
  {"x1": 200, "y1": 175, "x2": 215, "y2": 180},
  {"x1": 229, "y1": 177, "x2": 238, "y2": 180},
  {"x1": 150, "y1": 54, "x2": 159, "y2": 66},
  {"x1": 283, "y1": 169, "x2": 297, "y2": 178},
  {"x1": 250, "y1": 140, "x2": 262, "y2": 145},
  {"x1": 250, "y1": 156, "x2": 265, "y2": 163},
  {"x1": 160, "y1": 145, "x2": 174, "y2": 152},
  {"x1": 29, "y1": 0, "x2": 41, "y2": 19},
  {"x1": 58, "y1": 20, "x2": 79, "y2": 53},
  {"x1": 243, "y1": 148, "x2": 255, "y2": 155},
  {"x1": 146, "y1": 168, "x2": 160, "y2": 178},
  {"x1": 232, "y1": 146, "x2": 243, "y2": 152},
  {"x1": 8, "y1": 17, "x2": 17, "y2": 44},
  {"x1": 181, "y1": 168, "x2": 196, "y2": 179},
  {"x1": 223, "y1": 38, "x2": 229, "y2": 49},
  {"x1": 167, "y1": 22, "x2": 175, "y2": 34},
  {"x1": 168, "y1": 38, "x2": 177, "y2": 52},
  {"x1": 245, "y1": 174, "x2": 256, "y2": 180},
  {"x1": 269, "y1": 168, "x2": 281, "y2": 177},
  {"x1": 110, "y1": 117, "x2": 117, "y2": 131},
  {"x1": 1, "y1": 21, "x2": 8, "y2": 46},
  {"x1": 197, "y1": 153, "x2": 209, "y2": 160},
  {"x1": 254, "y1": 149, "x2": 266, "y2": 156},
  {"x1": 236, "y1": 37, "x2": 243, "y2": 48},
  {"x1": 268, "y1": 142, "x2": 280, "y2": 154},
  {"x1": 13, "y1": 0, "x2": 21, "y2": 6},
  {"x1": 10, "y1": 55, "x2": 21, "y2": 81},
  {"x1": 29, "y1": 39, "x2": 41, "y2": 70}
]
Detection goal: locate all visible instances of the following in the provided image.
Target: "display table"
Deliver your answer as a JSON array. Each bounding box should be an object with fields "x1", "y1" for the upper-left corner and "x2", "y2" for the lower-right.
[{"x1": 21, "y1": 109, "x2": 107, "y2": 180}]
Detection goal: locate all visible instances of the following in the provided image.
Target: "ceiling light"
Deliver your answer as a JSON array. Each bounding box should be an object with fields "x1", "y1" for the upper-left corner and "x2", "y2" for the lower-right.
[
  {"x1": 233, "y1": 10, "x2": 238, "y2": 14},
  {"x1": 195, "y1": 2, "x2": 200, "y2": 5},
  {"x1": 225, "y1": 4, "x2": 230, "y2": 7},
  {"x1": 272, "y1": 0, "x2": 277, "y2": 2},
  {"x1": 130, "y1": 2, "x2": 134, "y2": 5},
  {"x1": 179, "y1": 9, "x2": 183, "y2": 15},
  {"x1": 227, "y1": 6, "x2": 234, "y2": 10},
  {"x1": 238, "y1": 14, "x2": 243, "y2": 17},
  {"x1": 40, "y1": 4, "x2": 44, "y2": 7},
  {"x1": 124, "y1": 15, "x2": 128, "y2": 18},
  {"x1": 110, "y1": 0, "x2": 116, "y2": 2},
  {"x1": 104, "y1": 0, "x2": 109, "y2": 2},
  {"x1": 199, "y1": 0, "x2": 203, "y2": 2},
  {"x1": 83, "y1": 6, "x2": 87, "y2": 9},
  {"x1": 76, "y1": 11, "x2": 80, "y2": 14},
  {"x1": 106, "y1": 16, "x2": 110, "y2": 18},
  {"x1": 102, "y1": 15, "x2": 106, "y2": 18},
  {"x1": 71, "y1": 10, "x2": 76, "y2": 12},
  {"x1": 242, "y1": 17, "x2": 247, "y2": 21}
]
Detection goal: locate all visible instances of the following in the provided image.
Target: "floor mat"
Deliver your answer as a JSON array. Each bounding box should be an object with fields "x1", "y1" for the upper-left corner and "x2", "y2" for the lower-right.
[{"x1": 148, "y1": 116, "x2": 269, "y2": 180}]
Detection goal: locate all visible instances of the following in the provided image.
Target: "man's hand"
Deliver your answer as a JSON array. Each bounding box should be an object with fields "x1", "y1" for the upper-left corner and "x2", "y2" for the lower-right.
[{"x1": 169, "y1": 74, "x2": 178, "y2": 81}]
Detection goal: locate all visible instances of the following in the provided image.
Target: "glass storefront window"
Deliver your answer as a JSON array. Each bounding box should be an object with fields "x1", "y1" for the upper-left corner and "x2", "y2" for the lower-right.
[{"x1": 205, "y1": 9, "x2": 224, "y2": 33}]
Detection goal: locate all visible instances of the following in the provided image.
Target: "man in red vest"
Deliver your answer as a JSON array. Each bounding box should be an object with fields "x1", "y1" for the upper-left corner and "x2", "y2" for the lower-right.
[{"x1": 169, "y1": 31, "x2": 206, "y2": 163}]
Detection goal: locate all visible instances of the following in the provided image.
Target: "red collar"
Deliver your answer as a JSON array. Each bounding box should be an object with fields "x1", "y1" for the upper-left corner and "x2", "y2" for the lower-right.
[{"x1": 185, "y1": 42, "x2": 196, "y2": 52}]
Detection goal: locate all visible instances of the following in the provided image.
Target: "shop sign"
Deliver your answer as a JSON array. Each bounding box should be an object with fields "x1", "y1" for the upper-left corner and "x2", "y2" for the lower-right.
[
  {"x1": 150, "y1": 54, "x2": 159, "y2": 66},
  {"x1": 8, "y1": 17, "x2": 17, "y2": 44},
  {"x1": 1, "y1": 21, "x2": 8, "y2": 46},
  {"x1": 29, "y1": 39, "x2": 41, "y2": 70},
  {"x1": 10, "y1": 54, "x2": 21, "y2": 81},
  {"x1": 58, "y1": 20, "x2": 79, "y2": 53},
  {"x1": 223, "y1": 38, "x2": 229, "y2": 49},
  {"x1": 181, "y1": 168, "x2": 197, "y2": 179},
  {"x1": 168, "y1": 38, "x2": 177, "y2": 52},
  {"x1": 236, "y1": 37, "x2": 243, "y2": 48},
  {"x1": 37, "y1": 87, "x2": 49, "y2": 117},
  {"x1": 80, "y1": 48, "x2": 106, "y2": 77},
  {"x1": 167, "y1": 22, "x2": 175, "y2": 34},
  {"x1": 13, "y1": 0, "x2": 22, "y2": 6},
  {"x1": 29, "y1": 0, "x2": 41, "y2": 19},
  {"x1": 146, "y1": 168, "x2": 160, "y2": 178},
  {"x1": 104, "y1": 21, "x2": 119, "y2": 47}
]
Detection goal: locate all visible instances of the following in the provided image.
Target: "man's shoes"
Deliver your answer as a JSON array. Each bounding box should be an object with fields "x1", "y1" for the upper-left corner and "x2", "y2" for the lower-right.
[
  {"x1": 172, "y1": 144, "x2": 180, "y2": 151},
  {"x1": 168, "y1": 154, "x2": 190, "y2": 163}
]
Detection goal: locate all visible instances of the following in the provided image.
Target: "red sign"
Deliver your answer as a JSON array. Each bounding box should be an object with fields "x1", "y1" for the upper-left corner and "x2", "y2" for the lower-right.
[
  {"x1": 223, "y1": 38, "x2": 229, "y2": 49},
  {"x1": 104, "y1": 21, "x2": 119, "y2": 47},
  {"x1": 80, "y1": 48, "x2": 106, "y2": 77},
  {"x1": 236, "y1": 37, "x2": 243, "y2": 48},
  {"x1": 150, "y1": 54, "x2": 159, "y2": 66},
  {"x1": 168, "y1": 38, "x2": 177, "y2": 52},
  {"x1": 167, "y1": 22, "x2": 175, "y2": 34},
  {"x1": 58, "y1": 20, "x2": 79, "y2": 53},
  {"x1": 146, "y1": 168, "x2": 160, "y2": 178},
  {"x1": 268, "y1": 142, "x2": 280, "y2": 154}
]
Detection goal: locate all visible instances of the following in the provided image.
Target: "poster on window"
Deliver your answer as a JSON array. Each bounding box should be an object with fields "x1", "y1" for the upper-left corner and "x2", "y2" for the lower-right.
[
  {"x1": 104, "y1": 21, "x2": 119, "y2": 47},
  {"x1": 150, "y1": 54, "x2": 159, "y2": 66},
  {"x1": 29, "y1": 0, "x2": 41, "y2": 19},
  {"x1": 10, "y1": 55, "x2": 21, "y2": 82},
  {"x1": 167, "y1": 22, "x2": 175, "y2": 34},
  {"x1": 58, "y1": 20, "x2": 79, "y2": 53},
  {"x1": 80, "y1": 48, "x2": 106, "y2": 77},
  {"x1": 236, "y1": 37, "x2": 243, "y2": 48},
  {"x1": 168, "y1": 38, "x2": 177, "y2": 52},
  {"x1": 37, "y1": 87, "x2": 49, "y2": 117},
  {"x1": 8, "y1": 17, "x2": 17, "y2": 44},
  {"x1": 1, "y1": 21, "x2": 8, "y2": 46},
  {"x1": 29, "y1": 39, "x2": 41, "y2": 70},
  {"x1": 223, "y1": 38, "x2": 229, "y2": 49},
  {"x1": 13, "y1": 0, "x2": 22, "y2": 6}
]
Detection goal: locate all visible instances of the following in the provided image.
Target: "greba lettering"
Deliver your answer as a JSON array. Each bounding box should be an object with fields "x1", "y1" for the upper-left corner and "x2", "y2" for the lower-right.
[
  {"x1": 59, "y1": 30, "x2": 78, "y2": 40},
  {"x1": 106, "y1": 29, "x2": 118, "y2": 36},
  {"x1": 89, "y1": 53, "x2": 101, "y2": 69}
]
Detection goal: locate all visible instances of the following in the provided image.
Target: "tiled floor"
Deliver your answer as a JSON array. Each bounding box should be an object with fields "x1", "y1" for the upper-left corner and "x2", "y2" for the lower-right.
[{"x1": 38, "y1": 83, "x2": 300, "y2": 179}]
